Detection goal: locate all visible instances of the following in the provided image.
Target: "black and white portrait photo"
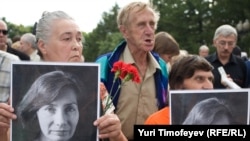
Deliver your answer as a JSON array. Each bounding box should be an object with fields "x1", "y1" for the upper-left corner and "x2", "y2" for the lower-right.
[
  {"x1": 11, "y1": 62, "x2": 100, "y2": 141},
  {"x1": 170, "y1": 89, "x2": 249, "y2": 125}
]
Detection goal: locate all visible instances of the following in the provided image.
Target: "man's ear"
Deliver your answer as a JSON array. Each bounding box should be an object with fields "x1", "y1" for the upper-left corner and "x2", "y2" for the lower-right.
[{"x1": 119, "y1": 25, "x2": 128, "y2": 39}]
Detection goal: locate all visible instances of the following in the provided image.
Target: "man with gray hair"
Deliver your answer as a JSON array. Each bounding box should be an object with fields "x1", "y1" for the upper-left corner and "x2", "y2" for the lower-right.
[
  {"x1": 205, "y1": 24, "x2": 247, "y2": 88},
  {"x1": 199, "y1": 45, "x2": 209, "y2": 57},
  {"x1": 96, "y1": 2, "x2": 168, "y2": 140},
  {"x1": 19, "y1": 33, "x2": 40, "y2": 61}
]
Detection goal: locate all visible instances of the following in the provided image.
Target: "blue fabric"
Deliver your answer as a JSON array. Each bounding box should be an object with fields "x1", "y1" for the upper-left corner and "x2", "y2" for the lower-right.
[
  {"x1": 95, "y1": 40, "x2": 168, "y2": 109},
  {"x1": 245, "y1": 60, "x2": 250, "y2": 87}
]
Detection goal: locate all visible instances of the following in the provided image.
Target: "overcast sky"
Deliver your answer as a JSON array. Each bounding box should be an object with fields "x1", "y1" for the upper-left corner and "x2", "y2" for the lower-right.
[{"x1": 0, "y1": 0, "x2": 148, "y2": 33}]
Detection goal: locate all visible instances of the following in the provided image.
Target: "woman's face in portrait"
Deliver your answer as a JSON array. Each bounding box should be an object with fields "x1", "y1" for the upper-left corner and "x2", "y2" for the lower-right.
[{"x1": 36, "y1": 87, "x2": 79, "y2": 141}]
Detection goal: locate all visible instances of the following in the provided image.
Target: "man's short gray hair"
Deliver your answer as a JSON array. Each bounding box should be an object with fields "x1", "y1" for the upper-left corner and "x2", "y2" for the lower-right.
[{"x1": 213, "y1": 24, "x2": 237, "y2": 40}]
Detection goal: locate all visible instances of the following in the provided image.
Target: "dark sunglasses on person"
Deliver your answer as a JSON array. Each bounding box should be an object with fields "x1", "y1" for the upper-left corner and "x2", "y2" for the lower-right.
[{"x1": 0, "y1": 30, "x2": 8, "y2": 35}]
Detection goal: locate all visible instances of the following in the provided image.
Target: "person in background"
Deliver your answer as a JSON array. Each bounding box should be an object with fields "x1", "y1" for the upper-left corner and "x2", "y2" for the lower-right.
[
  {"x1": 12, "y1": 35, "x2": 21, "y2": 44},
  {"x1": 145, "y1": 55, "x2": 214, "y2": 125},
  {"x1": 10, "y1": 35, "x2": 21, "y2": 50},
  {"x1": 246, "y1": 59, "x2": 250, "y2": 88},
  {"x1": 199, "y1": 45, "x2": 209, "y2": 58},
  {"x1": 0, "y1": 11, "x2": 127, "y2": 141},
  {"x1": 232, "y1": 46, "x2": 250, "y2": 88},
  {"x1": 170, "y1": 49, "x2": 188, "y2": 69},
  {"x1": 11, "y1": 41, "x2": 21, "y2": 51},
  {"x1": 232, "y1": 45, "x2": 242, "y2": 58},
  {"x1": 241, "y1": 52, "x2": 248, "y2": 61},
  {"x1": 153, "y1": 31, "x2": 180, "y2": 73},
  {"x1": 205, "y1": 24, "x2": 247, "y2": 88},
  {"x1": 19, "y1": 33, "x2": 41, "y2": 61},
  {"x1": 0, "y1": 20, "x2": 30, "y2": 61},
  {"x1": 95, "y1": 2, "x2": 168, "y2": 140},
  {"x1": 0, "y1": 51, "x2": 20, "y2": 103}
]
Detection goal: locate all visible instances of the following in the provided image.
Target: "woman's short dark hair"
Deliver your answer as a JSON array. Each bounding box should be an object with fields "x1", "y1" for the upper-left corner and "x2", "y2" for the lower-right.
[
  {"x1": 182, "y1": 97, "x2": 234, "y2": 125},
  {"x1": 17, "y1": 70, "x2": 83, "y2": 128}
]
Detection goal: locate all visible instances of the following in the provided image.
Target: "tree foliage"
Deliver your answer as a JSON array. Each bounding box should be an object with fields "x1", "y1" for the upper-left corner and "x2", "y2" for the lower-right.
[
  {"x1": 2, "y1": 0, "x2": 250, "y2": 60},
  {"x1": 85, "y1": 0, "x2": 250, "y2": 60},
  {"x1": 152, "y1": 0, "x2": 250, "y2": 54},
  {"x1": 1, "y1": 17, "x2": 33, "y2": 41},
  {"x1": 84, "y1": 3, "x2": 123, "y2": 62}
]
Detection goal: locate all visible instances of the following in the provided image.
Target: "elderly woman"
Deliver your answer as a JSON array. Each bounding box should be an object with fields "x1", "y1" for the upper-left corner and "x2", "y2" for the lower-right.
[{"x1": 0, "y1": 11, "x2": 127, "y2": 141}]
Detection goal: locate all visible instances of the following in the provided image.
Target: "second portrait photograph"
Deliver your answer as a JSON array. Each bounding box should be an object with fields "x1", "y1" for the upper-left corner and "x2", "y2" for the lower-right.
[{"x1": 170, "y1": 89, "x2": 249, "y2": 125}]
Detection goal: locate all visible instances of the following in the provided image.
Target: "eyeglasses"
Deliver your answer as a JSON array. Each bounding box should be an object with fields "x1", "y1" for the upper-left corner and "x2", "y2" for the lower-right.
[
  {"x1": 0, "y1": 30, "x2": 8, "y2": 35},
  {"x1": 217, "y1": 41, "x2": 235, "y2": 47}
]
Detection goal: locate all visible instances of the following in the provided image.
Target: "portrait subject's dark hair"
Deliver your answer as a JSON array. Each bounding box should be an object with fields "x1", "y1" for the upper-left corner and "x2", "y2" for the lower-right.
[
  {"x1": 182, "y1": 97, "x2": 234, "y2": 125},
  {"x1": 17, "y1": 70, "x2": 83, "y2": 128}
]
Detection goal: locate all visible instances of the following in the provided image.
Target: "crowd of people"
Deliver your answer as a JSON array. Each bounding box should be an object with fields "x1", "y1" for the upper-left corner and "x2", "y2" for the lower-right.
[{"x1": 1, "y1": 1, "x2": 250, "y2": 141}]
